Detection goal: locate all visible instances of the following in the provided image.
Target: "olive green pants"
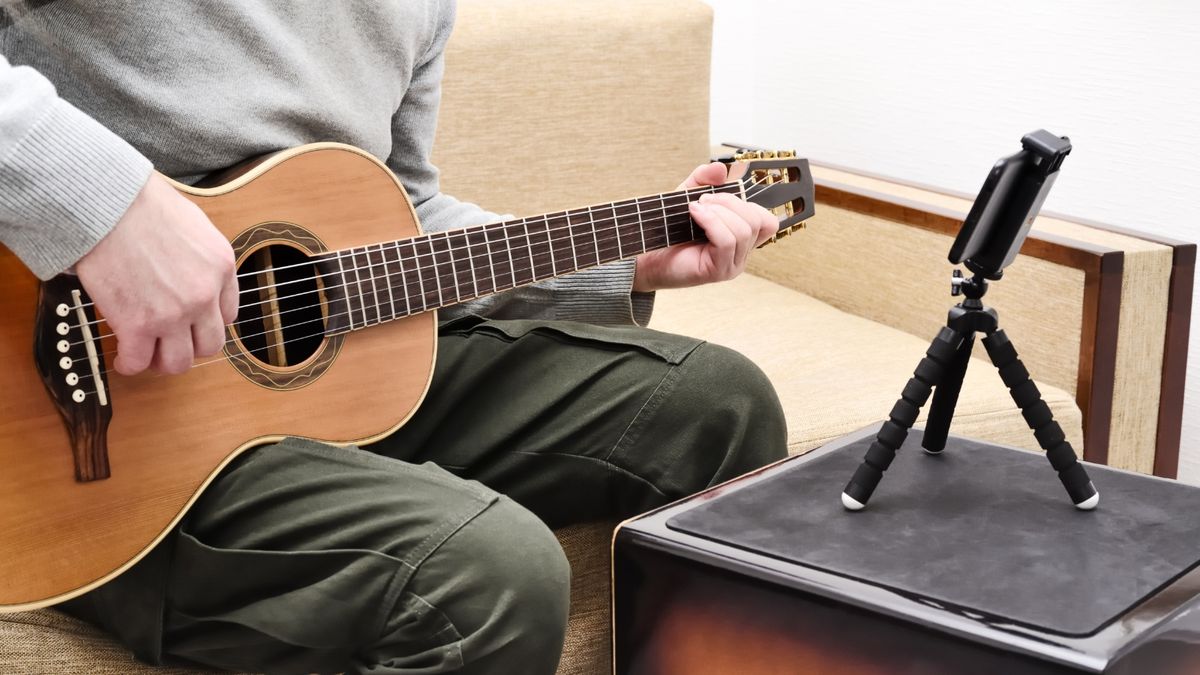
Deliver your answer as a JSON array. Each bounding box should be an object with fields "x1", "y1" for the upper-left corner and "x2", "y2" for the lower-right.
[{"x1": 65, "y1": 316, "x2": 787, "y2": 674}]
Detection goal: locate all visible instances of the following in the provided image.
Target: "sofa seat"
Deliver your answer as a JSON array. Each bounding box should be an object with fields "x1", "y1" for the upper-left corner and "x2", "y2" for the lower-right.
[
  {"x1": 0, "y1": 273, "x2": 1081, "y2": 675},
  {"x1": 653, "y1": 273, "x2": 1084, "y2": 454}
]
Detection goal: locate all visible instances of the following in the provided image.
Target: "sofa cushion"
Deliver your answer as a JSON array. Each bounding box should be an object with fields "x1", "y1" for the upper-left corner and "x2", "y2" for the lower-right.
[{"x1": 651, "y1": 273, "x2": 1085, "y2": 454}]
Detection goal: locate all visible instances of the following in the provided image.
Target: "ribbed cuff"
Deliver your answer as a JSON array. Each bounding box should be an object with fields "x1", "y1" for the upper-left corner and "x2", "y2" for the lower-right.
[
  {"x1": 0, "y1": 98, "x2": 153, "y2": 279},
  {"x1": 551, "y1": 258, "x2": 653, "y2": 326},
  {"x1": 631, "y1": 291, "x2": 656, "y2": 327}
]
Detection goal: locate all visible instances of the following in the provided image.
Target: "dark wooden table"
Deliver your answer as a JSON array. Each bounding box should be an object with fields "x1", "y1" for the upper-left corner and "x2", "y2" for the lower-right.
[{"x1": 613, "y1": 428, "x2": 1200, "y2": 674}]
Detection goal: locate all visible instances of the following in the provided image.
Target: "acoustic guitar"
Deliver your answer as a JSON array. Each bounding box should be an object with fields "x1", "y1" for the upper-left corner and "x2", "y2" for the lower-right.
[{"x1": 0, "y1": 143, "x2": 813, "y2": 611}]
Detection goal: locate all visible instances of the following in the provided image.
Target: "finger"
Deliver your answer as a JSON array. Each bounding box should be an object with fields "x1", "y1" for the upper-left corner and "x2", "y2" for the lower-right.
[
  {"x1": 701, "y1": 197, "x2": 753, "y2": 271},
  {"x1": 113, "y1": 328, "x2": 155, "y2": 376},
  {"x1": 151, "y1": 330, "x2": 195, "y2": 376},
  {"x1": 191, "y1": 305, "x2": 227, "y2": 358},
  {"x1": 709, "y1": 193, "x2": 779, "y2": 247},
  {"x1": 678, "y1": 162, "x2": 729, "y2": 190},
  {"x1": 219, "y1": 270, "x2": 239, "y2": 325},
  {"x1": 690, "y1": 201, "x2": 737, "y2": 277}
]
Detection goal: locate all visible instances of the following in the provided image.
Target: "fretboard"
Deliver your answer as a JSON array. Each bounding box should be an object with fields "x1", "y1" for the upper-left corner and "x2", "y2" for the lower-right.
[{"x1": 315, "y1": 182, "x2": 742, "y2": 333}]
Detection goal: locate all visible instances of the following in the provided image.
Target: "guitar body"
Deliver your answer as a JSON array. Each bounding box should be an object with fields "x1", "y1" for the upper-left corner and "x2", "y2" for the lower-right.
[{"x1": 0, "y1": 144, "x2": 436, "y2": 610}]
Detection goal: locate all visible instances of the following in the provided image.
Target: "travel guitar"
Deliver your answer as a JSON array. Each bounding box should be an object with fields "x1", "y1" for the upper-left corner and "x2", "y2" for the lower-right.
[{"x1": 0, "y1": 143, "x2": 813, "y2": 610}]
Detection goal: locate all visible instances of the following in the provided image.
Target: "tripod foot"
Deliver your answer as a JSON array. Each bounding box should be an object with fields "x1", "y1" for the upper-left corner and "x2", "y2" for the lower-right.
[
  {"x1": 922, "y1": 446, "x2": 944, "y2": 456},
  {"x1": 841, "y1": 492, "x2": 866, "y2": 511},
  {"x1": 1074, "y1": 488, "x2": 1100, "y2": 511}
]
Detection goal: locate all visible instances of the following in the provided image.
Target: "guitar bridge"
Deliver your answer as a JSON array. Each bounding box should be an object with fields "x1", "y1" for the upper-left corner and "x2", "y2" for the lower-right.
[{"x1": 34, "y1": 276, "x2": 112, "y2": 482}]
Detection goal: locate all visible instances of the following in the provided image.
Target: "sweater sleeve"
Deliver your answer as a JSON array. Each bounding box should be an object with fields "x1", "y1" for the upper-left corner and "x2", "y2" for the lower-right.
[
  {"x1": 384, "y1": 0, "x2": 653, "y2": 327},
  {"x1": 0, "y1": 55, "x2": 153, "y2": 280}
]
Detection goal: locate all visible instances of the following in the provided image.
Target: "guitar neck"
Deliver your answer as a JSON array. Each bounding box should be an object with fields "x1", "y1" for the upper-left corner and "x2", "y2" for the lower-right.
[{"x1": 317, "y1": 182, "x2": 744, "y2": 333}]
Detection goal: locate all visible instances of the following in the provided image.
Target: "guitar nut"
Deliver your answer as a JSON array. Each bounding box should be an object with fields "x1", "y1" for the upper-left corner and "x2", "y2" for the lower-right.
[
  {"x1": 56, "y1": 322, "x2": 70, "y2": 336},
  {"x1": 59, "y1": 356, "x2": 72, "y2": 370},
  {"x1": 72, "y1": 389, "x2": 85, "y2": 403},
  {"x1": 66, "y1": 373, "x2": 79, "y2": 386}
]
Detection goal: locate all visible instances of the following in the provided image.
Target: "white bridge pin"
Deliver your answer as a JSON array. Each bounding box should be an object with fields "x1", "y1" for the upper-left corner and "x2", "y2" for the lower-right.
[
  {"x1": 66, "y1": 373, "x2": 79, "y2": 386},
  {"x1": 57, "y1": 339, "x2": 70, "y2": 353},
  {"x1": 56, "y1": 322, "x2": 70, "y2": 336},
  {"x1": 71, "y1": 389, "x2": 85, "y2": 403},
  {"x1": 55, "y1": 303, "x2": 70, "y2": 318},
  {"x1": 59, "y1": 356, "x2": 72, "y2": 370}
]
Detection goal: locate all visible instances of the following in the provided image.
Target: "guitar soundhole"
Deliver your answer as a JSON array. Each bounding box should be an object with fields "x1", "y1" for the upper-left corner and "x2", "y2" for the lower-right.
[{"x1": 232, "y1": 243, "x2": 327, "y2": 368}]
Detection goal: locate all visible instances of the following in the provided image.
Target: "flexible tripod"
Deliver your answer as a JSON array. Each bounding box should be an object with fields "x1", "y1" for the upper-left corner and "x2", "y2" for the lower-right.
[{"x1": 841, "y1": 271, "x2": 1099, "y2": 511}]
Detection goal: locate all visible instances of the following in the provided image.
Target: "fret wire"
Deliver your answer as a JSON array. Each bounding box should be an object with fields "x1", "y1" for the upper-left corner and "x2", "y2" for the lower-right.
[
  {"x1": 366, "y1": 246, "x2": 384, "y2": 324},
  {"x1": 352, "y1": 249, "x2": 372, "y2": 327},
  {"x1": 545, "y1": 215, "x2": 557, "y2": 277},
  {"x1": 377, "y1": 243, "x2": 397, "y2": 321},
  {"x1": 407, "y1": 240, "x2": 428, "y2": 313},
  {"x1": 439, "y1": 234, "x2": 461, "y2": 304},
  {"x1": 504, "y1": 221, "x2": 519, "y2": 289},
  {"x1": 460, "y1": 228, "x2": 480, "y2": 296},
  {"x1": 451, "y1": 230, "x2": 479, "y2": 299},
  {"x1": 659, "y1": 194, "x2": 671, "y2": 247},
  {"x1": 566, "y1": 210, "x2": 579, "y2": 274},
  {"x1": 634, "y1": 197, "x2": 647, "y2": 254},
  {"x1": 587, "y1": 205, "x2": 602, "y2": 267},
  {"x1": 566, "y1": 208, "x2": 594, "y2": 269},
  {"x1": 612, "y1": 203, "x2": 623, "y2": 258},
  {"x1": 506, "y1": 219, "x2": 530, "y2": 284},
  {"x1": 521, "y1": 220, "x2": 537, "y2": 283},
  {"x1": 491, "y1": 223, "x2": 514, "y2": 290},
  {"x1": 335, "y1": 251, "x2": 357, "y2": 331},
  {"x1": 482, "y1": 225, "x2": 498, "y2": 291},
  {"x1": 365, "y1": 245, "x2": 384, "y2": 323},
  {"x1": 390, "y1": 241, "x2": 410, "y2": 318},
  {"x1": 434, "y1": 236, "x2": 448, "y2": 305}
]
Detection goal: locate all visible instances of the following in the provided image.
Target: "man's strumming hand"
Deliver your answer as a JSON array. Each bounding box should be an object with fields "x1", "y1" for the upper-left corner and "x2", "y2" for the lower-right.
[
  {"x1": 75, "y1": 173, "x2": 238, "y2": 376},
  {"x1": 632, "y1": 162, "x2": 778, "y2": 292}
]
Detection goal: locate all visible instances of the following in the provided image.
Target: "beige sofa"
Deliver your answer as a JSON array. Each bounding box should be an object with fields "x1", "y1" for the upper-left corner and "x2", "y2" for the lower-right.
[{"x1": 3, "y1": 1, "x2": 1190, "y2": 674}]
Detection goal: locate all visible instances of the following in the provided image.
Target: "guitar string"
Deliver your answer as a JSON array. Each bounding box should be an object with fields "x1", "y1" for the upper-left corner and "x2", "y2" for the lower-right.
[
  {"x1": 67, "y1": 178, "x2": 772, "y2": 329},
  {"x1": 66, "y1": 186, "x2": 735, "y2": 344},
  {"x1": 67, "y1": 177, "x2": 790, "y2": 389},
  {"x1": 71, "y1": 177, "x2": 789, "y2": 385},
  {"x1": 68, "y1": 176, "x2": 781, "y2": 341},
  {"x1": 68, "y1": 180, "x2": 760, "y2": 318},
  {"x1": 71, "y1": 208, "x2": 724, "y2": 386}
]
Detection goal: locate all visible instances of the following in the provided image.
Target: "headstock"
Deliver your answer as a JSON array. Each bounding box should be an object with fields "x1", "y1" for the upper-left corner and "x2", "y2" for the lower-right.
[{"x1": 719, "y1": 148, "x2": 815, "y2": 246}]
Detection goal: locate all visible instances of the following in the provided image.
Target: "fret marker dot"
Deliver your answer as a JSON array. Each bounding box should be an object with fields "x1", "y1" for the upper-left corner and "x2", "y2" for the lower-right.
[
  {"x1": 66, "y1": 373, "x2": 79, "y2": 386},
  {"x1": 56, "y1": 303, "x2": 70, "y2": 317},
  {"x1": 72, "y1": 389, "x2": 85, "y2": 403},
  {"x1": 57, "y1": 339, "x2": 70, "y2": 353},
  {"x1": 56, "y1": 322, "x2": 70, "y2": 336},
  {"x1": 59, "y1": 356, "x2": 72, "y2": 370}
]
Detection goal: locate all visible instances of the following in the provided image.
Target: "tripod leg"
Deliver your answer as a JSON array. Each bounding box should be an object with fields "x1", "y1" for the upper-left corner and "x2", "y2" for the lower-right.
[
  {"x1": 842, "y1": 326, "x2": 962, "y2": 510},
  {"x1": 982, "y1": 329, "x2": 1099, "y2": 510},
  {"x1": 922, "y1": 333, "x2": 974, "y2": 455}
]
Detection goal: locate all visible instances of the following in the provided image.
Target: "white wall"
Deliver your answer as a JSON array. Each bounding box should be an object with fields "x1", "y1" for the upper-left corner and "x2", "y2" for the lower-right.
[{"x1": 704, "y1": 0, "x2": 1200, "y2": 479}]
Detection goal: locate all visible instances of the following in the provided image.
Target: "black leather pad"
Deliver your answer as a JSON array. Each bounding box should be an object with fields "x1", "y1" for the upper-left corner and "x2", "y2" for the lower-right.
[{"x1": 667, "y1": 431, "x2": 1200, "y2": 636}]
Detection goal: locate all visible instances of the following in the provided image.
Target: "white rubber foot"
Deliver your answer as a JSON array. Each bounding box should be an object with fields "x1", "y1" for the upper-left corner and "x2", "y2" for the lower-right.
[
  {"x1": 922, "y1": 447, "x2": 943, "y2": 456},
  {"x1": 1074, "y1": 491, "x2": 1100, "y2": 511},
  {"x1": 841, "y1": 492, "x2": 866, "y2": 511}
]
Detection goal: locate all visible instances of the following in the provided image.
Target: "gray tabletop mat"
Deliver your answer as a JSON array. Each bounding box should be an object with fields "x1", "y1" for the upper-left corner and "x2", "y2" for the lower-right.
[{"x1": 667, "y1": 431, "x2": 1200, "y2": 636}]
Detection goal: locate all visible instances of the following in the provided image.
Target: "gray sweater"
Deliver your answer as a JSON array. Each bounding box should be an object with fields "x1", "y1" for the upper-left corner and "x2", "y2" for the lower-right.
[{"x1": 0, "y1": 0, "x2": 650, "y2": 325}]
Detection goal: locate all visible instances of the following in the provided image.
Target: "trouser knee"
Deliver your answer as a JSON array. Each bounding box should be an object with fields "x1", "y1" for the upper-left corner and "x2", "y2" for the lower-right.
[
  {"x1": 659, "y1": 342, "x2": 788, "y2": 488},
  {"x1": 389, "y1": 495, "x2": 570, "y2": 674}
]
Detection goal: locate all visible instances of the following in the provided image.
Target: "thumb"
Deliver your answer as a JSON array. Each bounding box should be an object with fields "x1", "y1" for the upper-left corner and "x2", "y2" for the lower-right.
[{"x1": 677, "y1": 162, "x2": 729, "y2": 190}]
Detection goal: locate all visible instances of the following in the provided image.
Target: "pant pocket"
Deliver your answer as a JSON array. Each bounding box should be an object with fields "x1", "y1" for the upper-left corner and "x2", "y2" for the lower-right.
[{"x1": 451, "y1": 318, "x2": 704, "y2": 365}]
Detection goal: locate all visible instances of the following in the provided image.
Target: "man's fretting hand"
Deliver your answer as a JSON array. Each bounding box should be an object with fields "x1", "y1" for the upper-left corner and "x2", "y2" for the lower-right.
[
  {"x1": 632, "y1": 162, "x2": 778, "y2": 292},
  {"x1": 75, "y1": 173, "x2": 238, "y2": 376}
]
